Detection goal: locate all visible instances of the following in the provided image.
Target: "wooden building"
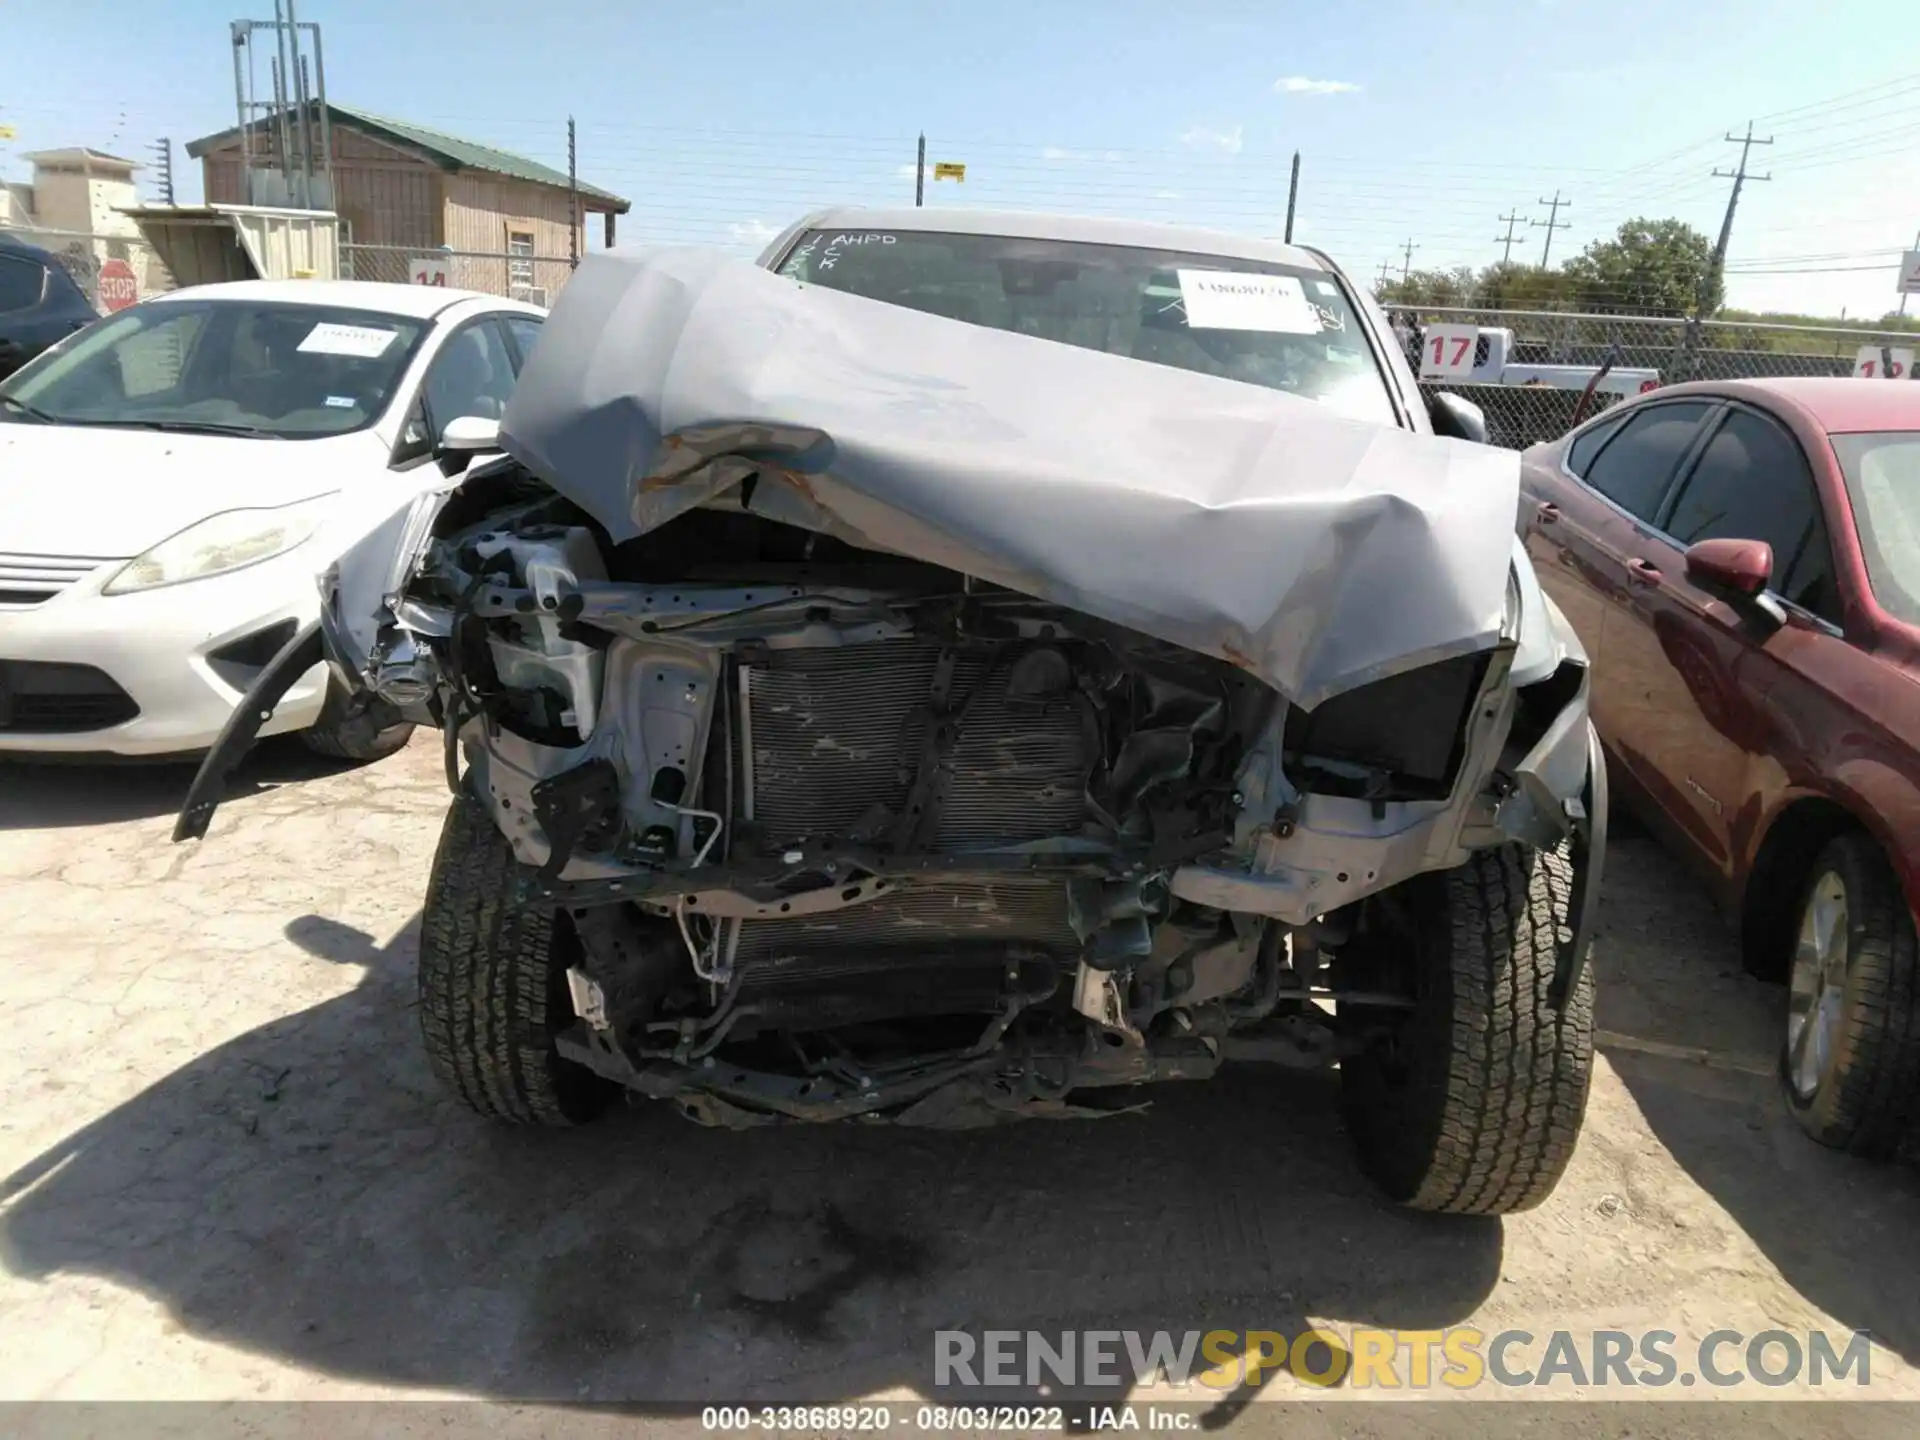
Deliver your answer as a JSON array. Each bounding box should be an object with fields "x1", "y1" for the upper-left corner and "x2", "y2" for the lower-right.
[{"x1": 186, "y1": 103, "x2": 629, "y2": 301}]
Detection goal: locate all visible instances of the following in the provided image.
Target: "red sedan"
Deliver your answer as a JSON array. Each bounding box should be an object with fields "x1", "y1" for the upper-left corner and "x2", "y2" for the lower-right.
[{"x1": 1520, "y1": 377, "x2": 1920, "y2": 1154}]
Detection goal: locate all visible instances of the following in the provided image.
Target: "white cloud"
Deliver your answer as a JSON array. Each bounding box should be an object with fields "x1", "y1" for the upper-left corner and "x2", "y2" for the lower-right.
[
  {"x1": 1179, "y1": 124, "x2": 1244, "y2": 154},
  {"x1": 1274, "y1": 75, "x2": 1362, "y2": 95},
  {"x1": 1041, "y1": 146, "x2": 1122, "y2": 163},
  {"x1": 1154, "y1": 190, "x2": 1181, "y2": 200},
  {"x1": 728, "y1": 218, "x2": 779, "y2": 246},
  {"x1": 895, "y1": 163, "x2": 920, "y2": 178}
]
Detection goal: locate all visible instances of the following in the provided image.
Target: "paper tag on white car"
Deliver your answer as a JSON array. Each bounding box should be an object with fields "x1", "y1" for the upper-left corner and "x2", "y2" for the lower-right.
[
  {"x1": 1177, "y1": 270, "x2": 1322, "y2": 333},
  {"x1": 298, "y1": 322, "x2": 399, "y2": 358}
]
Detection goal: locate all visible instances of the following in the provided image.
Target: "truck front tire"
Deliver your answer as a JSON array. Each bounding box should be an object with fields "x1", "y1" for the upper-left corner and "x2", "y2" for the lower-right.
[
  {"x1": 418, "y1": 793, "x2": 614, "y2": 1126},
  {"x1": 1340, "y1": 844, "x2": 1594, "y2": 1215}
]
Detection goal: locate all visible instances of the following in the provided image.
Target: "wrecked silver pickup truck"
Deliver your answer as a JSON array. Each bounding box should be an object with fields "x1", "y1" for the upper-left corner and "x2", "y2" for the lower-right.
[{"x1": 177, "y1": 211, "x2": 1605, "y2": 1215}]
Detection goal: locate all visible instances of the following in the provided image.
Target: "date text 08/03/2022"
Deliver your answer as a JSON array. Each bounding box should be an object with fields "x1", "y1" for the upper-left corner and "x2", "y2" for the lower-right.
[{"x1": 700, "y1": 1406, "x2": 1195, "y2": 1432}]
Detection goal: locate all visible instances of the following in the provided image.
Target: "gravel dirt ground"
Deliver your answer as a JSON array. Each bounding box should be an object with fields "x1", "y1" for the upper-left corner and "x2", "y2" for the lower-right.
[{"x1": 3, "y1": 736, "x2": 1920, "y2": 1434}]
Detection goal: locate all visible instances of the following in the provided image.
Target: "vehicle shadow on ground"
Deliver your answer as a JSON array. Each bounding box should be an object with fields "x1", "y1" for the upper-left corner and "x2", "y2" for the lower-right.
[
  {"x1": 1592, "y1": 830, "x2": 1920, "y2": 1364},
  {"x1": 0, "y1": 738, "x2": 356, "y2": 832},
  {"x1": 0, "y1": 911, "x2": 1501, "y2": 1408}
]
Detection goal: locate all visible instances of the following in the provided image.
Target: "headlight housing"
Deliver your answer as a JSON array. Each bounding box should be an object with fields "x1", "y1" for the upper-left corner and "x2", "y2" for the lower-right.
[{"x1": 104, "y1": 495, "x2": 335, "y2": 595}]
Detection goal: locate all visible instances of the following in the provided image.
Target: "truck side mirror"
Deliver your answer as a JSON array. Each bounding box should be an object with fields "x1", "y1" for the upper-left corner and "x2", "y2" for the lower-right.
[{"x1": 1428, "y1": 391, "x2": 1488, "y2": 445}]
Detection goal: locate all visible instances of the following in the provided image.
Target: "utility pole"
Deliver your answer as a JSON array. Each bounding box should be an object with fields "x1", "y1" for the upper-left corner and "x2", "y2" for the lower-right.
[
  {"x1": 1375, "y1": 259, "x2": 1393, "y2": 291},
  {"x1": 567, "y1": 116, "x2": 579, "y2": 269},
  {"x1": 1900, "y1": 226, "x2": 1920, "y2": 317},
  {"x1": 1495, "y1": 210, "x2": 1524, "y2": 265},
  {"x1": 1532, "y1": 191, "x2": 1570, "y2": 267},
  {"x1": 150, "y1": 137, "x2": 175, "y2": 204},
  {"x1": 1400, "y1": 237, "x2": 1418, "y2": 282},
  {"x1": 1702, "y1": 121, "x2": 1773, "y2": 315},
  {"x1": 915, "y1": 133, "x2": 925, "y2": 207},
  {"x1": 1283, "y1": 150, "x2": 1300, "y2": 243}
]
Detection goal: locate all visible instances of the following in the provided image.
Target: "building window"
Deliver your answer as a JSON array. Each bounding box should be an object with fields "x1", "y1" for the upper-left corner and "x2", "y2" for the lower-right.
[{"x1": 507, "y1": 230, "x2": 535, "y2": 291}]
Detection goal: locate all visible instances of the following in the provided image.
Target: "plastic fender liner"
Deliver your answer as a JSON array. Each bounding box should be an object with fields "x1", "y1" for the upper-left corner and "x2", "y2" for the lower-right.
[{"x1": 172, "y1": 622, "x2": 323, "y2": 843}]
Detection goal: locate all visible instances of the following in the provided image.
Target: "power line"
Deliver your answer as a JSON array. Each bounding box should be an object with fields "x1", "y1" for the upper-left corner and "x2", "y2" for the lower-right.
[
  {"x1": 1495, "y1": 210, "x2": 1524, "y2": 264},
  {"x1": 1702, "y1": 122, "x2": 1774, "y2": 311},
  {"x1": 1531, "y1": 191, "x2": 1570, "y2": 266}
]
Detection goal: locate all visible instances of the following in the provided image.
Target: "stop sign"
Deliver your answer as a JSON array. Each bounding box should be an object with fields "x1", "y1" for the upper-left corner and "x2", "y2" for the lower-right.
[{"x1": 97, "y1": 258, "x2": 138, "y2": 312}]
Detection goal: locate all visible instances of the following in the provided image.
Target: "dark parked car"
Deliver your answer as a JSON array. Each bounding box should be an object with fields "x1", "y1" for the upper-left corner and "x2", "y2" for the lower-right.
[
  {"x1": 1520, "y1": 378, "x2": 1920, "y2": 1154},
  {"x1": 0, "y1": 235, "x2": 98, "y2": 379}
]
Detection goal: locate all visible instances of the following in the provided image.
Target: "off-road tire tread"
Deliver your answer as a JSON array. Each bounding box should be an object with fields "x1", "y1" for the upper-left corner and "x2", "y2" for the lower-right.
[
  {"x1": 1786, "y1": 834, "x2": 1920, "y2": 1158},
  {"x1": 417, "y1": 794, "x2": 608, "y2": 1126},
  {"x1": 300, "y1": 680, "x2": 412, "y2": 762},
  {"x1": 300, "y1": 721, "x2": 411, "y2": 761},
  {"x1": 1347, "y1": 845, "x2": 1594, "y2": 1215}
]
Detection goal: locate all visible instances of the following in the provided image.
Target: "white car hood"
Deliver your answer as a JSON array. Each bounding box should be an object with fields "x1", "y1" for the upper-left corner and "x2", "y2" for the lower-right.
[{"x1": 0, "y1": 424, "x2": 380, "y2": 558}]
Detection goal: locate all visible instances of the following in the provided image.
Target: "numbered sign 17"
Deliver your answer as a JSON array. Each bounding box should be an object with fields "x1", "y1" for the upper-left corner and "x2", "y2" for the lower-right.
[{"x1": 1419, "y1": 323, "x2": 1480, "y2": 381}]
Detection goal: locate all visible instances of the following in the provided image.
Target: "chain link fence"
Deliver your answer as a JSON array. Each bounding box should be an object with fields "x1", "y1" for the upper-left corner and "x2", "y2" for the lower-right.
[
  {"x1": 1383, "y1": 304, "x2": 1920, "y2": 450},
  {"x1": 340, "y1": 243, "x2": 575, "y2": 306}
]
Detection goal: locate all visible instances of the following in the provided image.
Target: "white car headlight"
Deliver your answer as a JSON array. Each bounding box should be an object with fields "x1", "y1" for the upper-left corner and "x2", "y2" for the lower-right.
[{"x1": 104, "y1": 495, "x2": 336, "y2": 595}]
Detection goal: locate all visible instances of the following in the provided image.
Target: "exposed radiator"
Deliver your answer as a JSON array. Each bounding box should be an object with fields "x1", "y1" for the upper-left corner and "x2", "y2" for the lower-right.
[
  {"x1": 731, "y1": 641, "x2": 1090, "y2": 968},
  {"x1": 741, "y1": 641, "x2": 1088, "y2": 851}
]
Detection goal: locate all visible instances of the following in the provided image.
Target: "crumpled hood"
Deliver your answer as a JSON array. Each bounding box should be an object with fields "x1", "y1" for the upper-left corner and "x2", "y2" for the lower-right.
[
  {"x1": 0, "y1": 422, "x2": 367, "y2": 558},
  {"x1": 499, "y1": 246, "x2": 1524, "y2": 708}
]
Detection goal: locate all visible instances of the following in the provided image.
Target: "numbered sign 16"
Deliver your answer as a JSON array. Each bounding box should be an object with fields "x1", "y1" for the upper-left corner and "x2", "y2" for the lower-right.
[
  {"x1": 1853, "y1": 345, "x2": 1915, "y2": 379},
  {"x1": 1419, "y1": 323, "x2": 1480, "y2": 381}
]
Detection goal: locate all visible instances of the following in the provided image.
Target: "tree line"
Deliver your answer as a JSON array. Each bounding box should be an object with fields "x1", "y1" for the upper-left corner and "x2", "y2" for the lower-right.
[{"x1": 1373, "y1": 217, "x2": 1918, "y2": 334}]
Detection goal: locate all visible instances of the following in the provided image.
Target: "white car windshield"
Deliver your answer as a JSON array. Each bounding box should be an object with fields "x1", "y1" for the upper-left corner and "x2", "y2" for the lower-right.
[
  {"x1": 0, "y1": 298, "x2": 427, "y2": 439},
  {"x1": 1831, "y1": 430, "x2": 1920, "y2": 626},
  {"x1": 776, "y1": 228, "x2": 1397, "y2": 425}
]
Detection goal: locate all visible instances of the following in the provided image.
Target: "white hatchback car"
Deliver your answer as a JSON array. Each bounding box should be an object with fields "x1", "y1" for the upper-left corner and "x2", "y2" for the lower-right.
[{"x1": 0, "y1": 279, "x2": 543, "y2": 758}]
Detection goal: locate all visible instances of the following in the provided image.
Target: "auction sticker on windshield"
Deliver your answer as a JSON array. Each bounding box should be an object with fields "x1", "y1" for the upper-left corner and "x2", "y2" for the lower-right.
[
  {"x1": 1176, "y1": 269, "x2": 1321, "y2": 333},
  {"x1": 298, "y1": 322, "x2": 399, "y2": 358}
]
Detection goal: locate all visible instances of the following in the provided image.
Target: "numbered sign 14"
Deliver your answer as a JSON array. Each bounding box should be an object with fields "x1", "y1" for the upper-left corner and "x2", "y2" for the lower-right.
[
  {"x1": 409, "y1": 256, "x2": 451, "y2": 287},
  {"x1": 1419, "y1": 323, "x2": 1480, "y2": 381}
]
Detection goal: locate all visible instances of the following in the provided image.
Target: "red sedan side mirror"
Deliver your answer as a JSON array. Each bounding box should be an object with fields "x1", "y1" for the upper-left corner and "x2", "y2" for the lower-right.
[{"x1": 1684, "y1": 537, "x2": 1773, "y2": 599}]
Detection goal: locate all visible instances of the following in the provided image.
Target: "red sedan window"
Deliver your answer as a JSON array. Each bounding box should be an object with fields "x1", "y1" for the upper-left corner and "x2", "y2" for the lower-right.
[
  {"x1": 1581, "y1": 402, "x2": 1713, "y2": 520},
  {"x1": 1665, "y1": 409, "x2": 1840, "y2": 623}
]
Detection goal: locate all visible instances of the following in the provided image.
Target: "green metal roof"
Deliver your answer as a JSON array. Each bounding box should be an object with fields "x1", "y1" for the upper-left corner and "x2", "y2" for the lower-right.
[{"x1": 187, "y1": 102, "x2": 629, "y2": 213}]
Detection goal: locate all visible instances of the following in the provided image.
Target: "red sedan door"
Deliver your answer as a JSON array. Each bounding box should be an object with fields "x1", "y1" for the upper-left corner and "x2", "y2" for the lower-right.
[
  {"x1": 1599, "y1": 402, "x2": 1847, "y2": 880},
  {"x1": 1521, "y1": 399, "x2": 1720, "y2": 814}
]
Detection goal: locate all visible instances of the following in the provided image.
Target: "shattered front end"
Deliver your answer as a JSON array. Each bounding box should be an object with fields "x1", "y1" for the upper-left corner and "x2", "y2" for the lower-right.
[{"x1": 178, "y1": 245, "x2": 1603, "y2": 1211}]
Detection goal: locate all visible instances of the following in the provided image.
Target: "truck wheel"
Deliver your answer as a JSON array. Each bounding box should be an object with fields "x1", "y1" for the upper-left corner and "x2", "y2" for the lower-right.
[
  {"x1": 418, "y1": 793, "x2": 614, "y2": 1126},
  {"x1": 1340, "y1": 844, "x2": 1594, "y2": 1215},
  {"x1": 300, "y1": 679, "x2": 413, "y2": 763},
  {"x1": 1780, "y1": 833, "x2": 1920, "y2": 1157}
]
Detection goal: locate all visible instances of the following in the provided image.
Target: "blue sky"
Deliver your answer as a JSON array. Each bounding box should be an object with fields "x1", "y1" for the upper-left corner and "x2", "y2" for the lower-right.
[{"x1": 6, "y1": 0, "x2": 1919, "y2": 317}]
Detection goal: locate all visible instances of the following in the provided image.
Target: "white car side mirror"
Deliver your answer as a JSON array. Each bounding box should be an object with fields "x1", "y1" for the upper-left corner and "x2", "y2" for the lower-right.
[{"x1": 439, "y1": 415, "x2": 502, "y2": 453}]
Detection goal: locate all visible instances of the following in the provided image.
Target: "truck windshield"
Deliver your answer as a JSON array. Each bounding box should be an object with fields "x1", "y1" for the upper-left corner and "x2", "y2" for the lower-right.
[
  {"x1": 0, "y1": 299, "x2": 426, "y2": 439},
  {"x1": 1831, "y1": 430, "x2": 1920, "y2": 626},
  {"x1": 776, "y1": 228, "x2": 1397, "y2": 425}
]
